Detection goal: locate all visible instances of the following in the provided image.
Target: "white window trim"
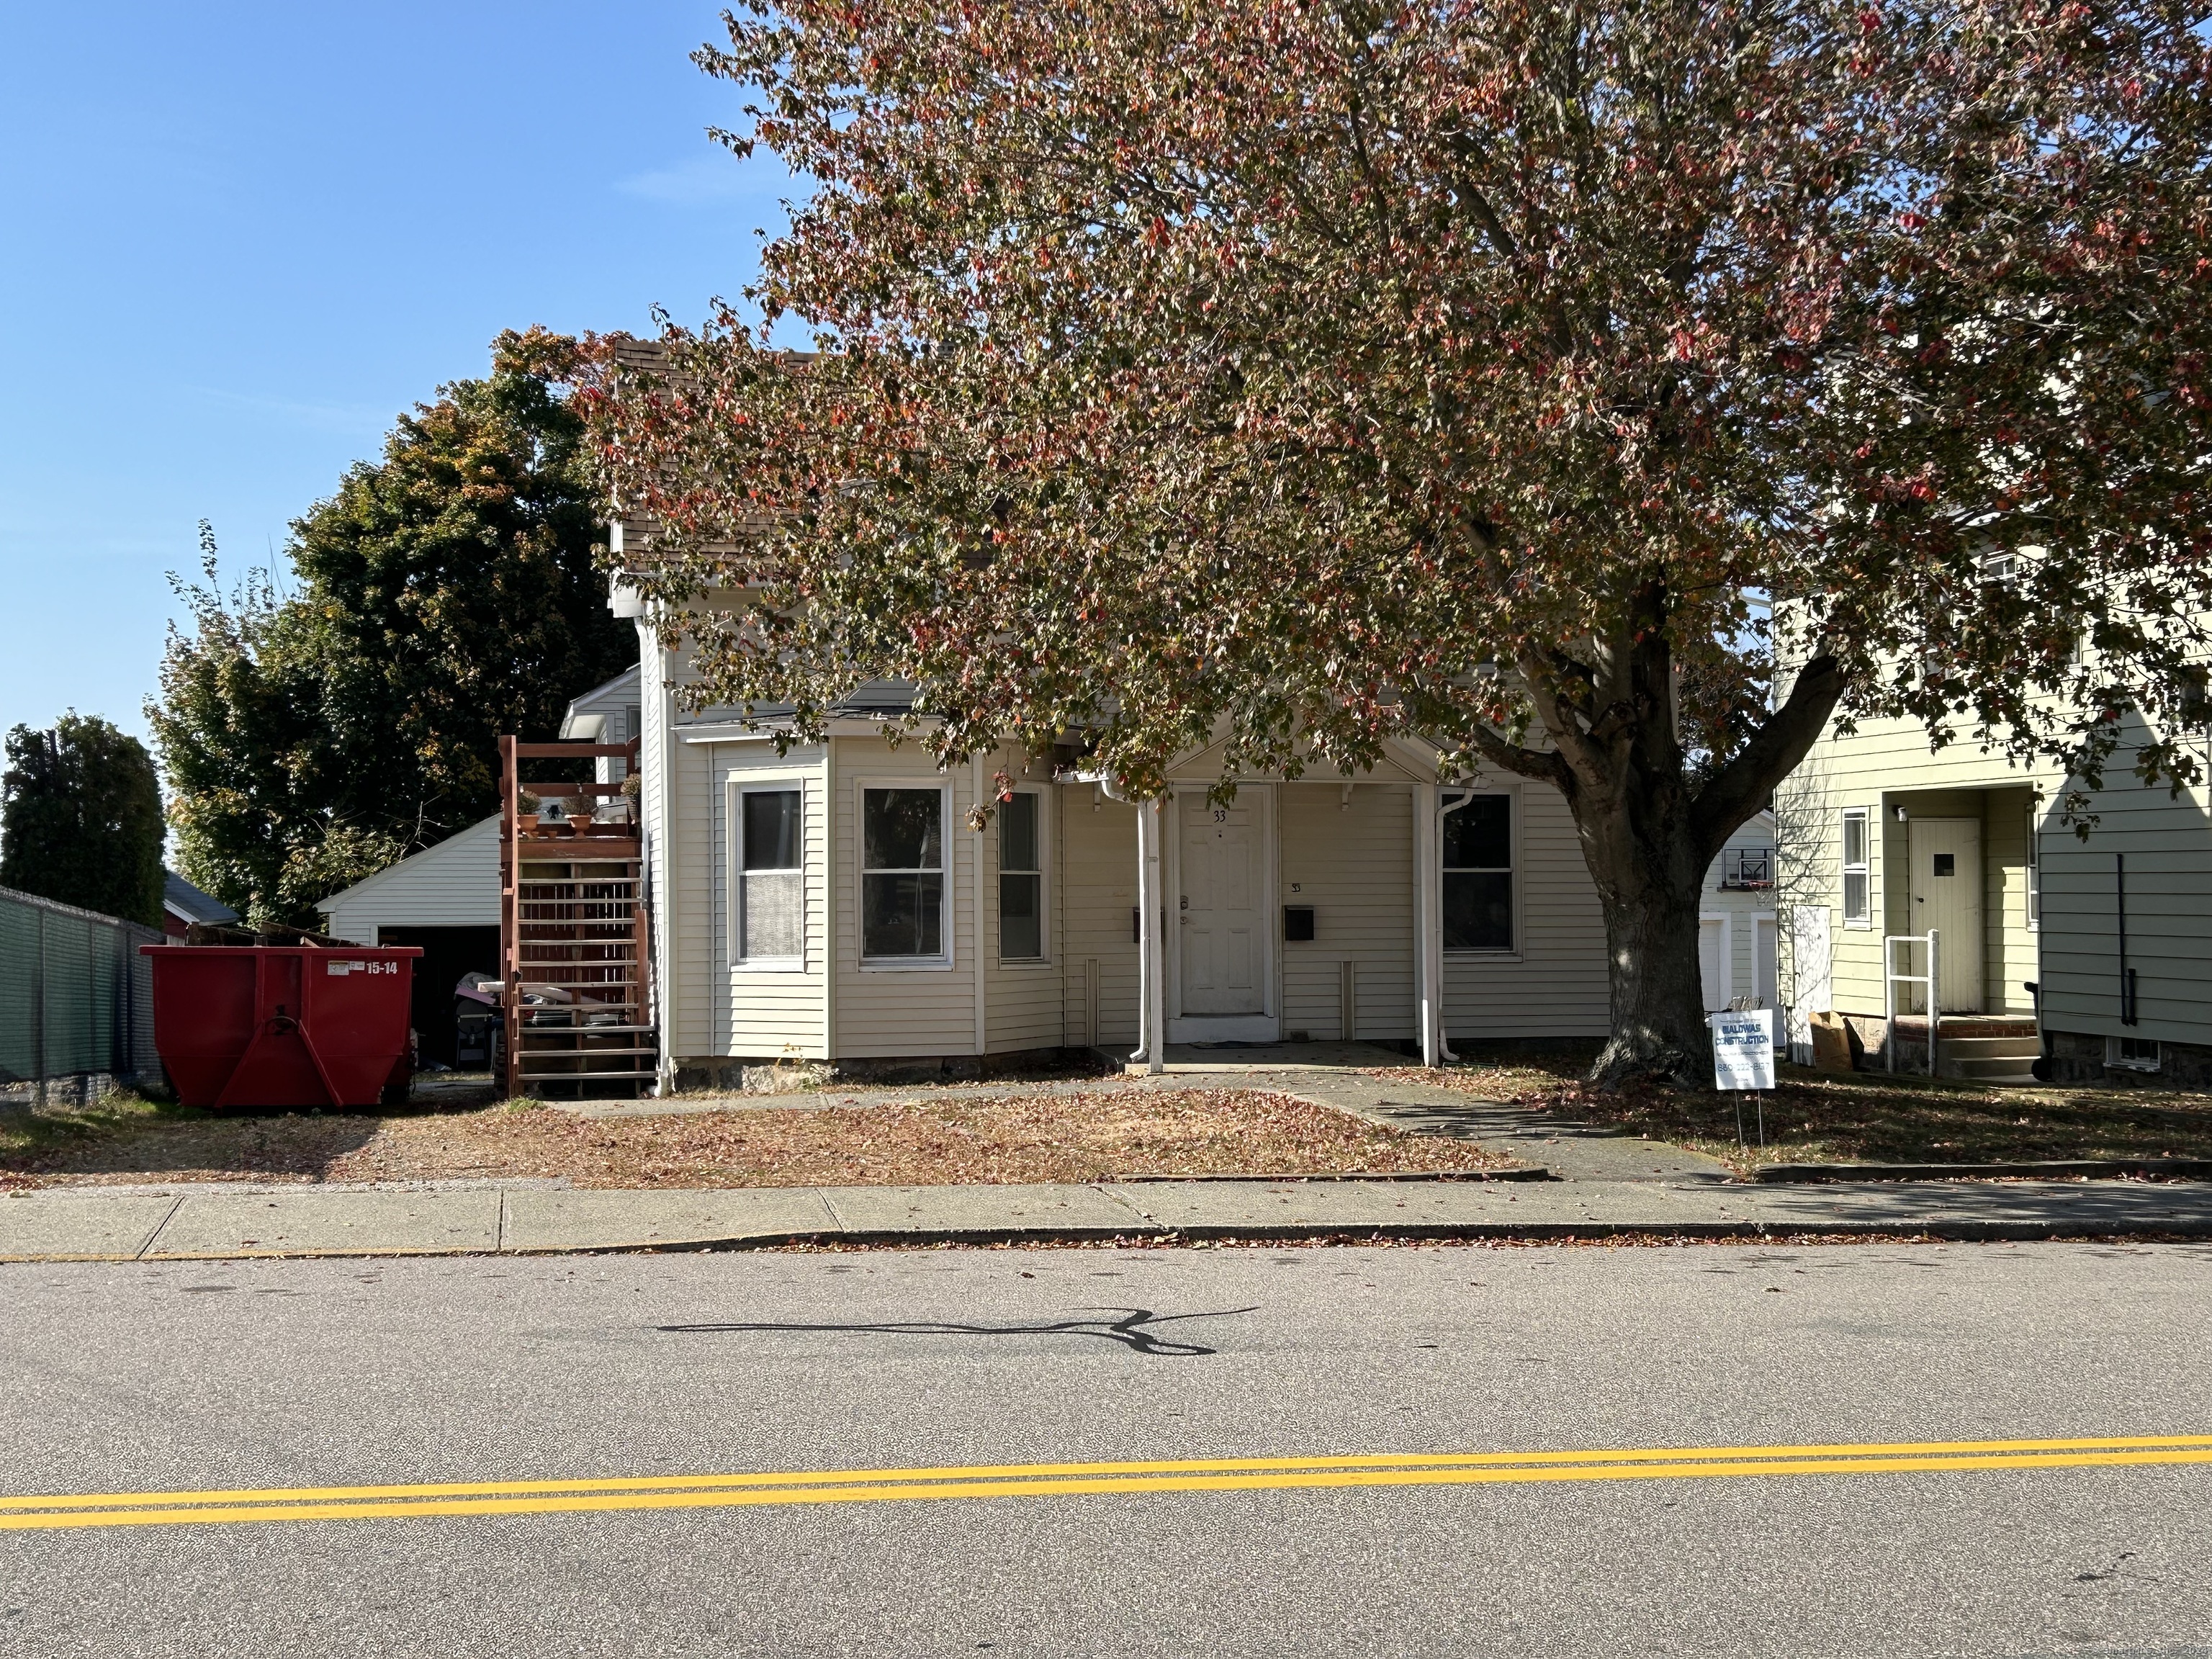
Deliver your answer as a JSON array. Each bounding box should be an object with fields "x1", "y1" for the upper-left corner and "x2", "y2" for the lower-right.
[
  {"x1": 856, "y1": 777, "x2": 956, "y2": 971},
  {"x1": 997, "y1": 785, "x2": 1052, "y2": 968},
  {"x1": 2108, "y1": 1035, "x2": 2161, "y2": 1073},
  {"x1": 2025, "y1": 807, "x2": 2041, "y2": 932},
  {"x1": 1840, "y1": 807, "x2": 1873, "y2": 930},
  {"x1": 1442, "y1": 788, "x2": 1521, "y2": 958},
  {"x1": 725, "y1": 778, "x2": 809, "y2": 972}
]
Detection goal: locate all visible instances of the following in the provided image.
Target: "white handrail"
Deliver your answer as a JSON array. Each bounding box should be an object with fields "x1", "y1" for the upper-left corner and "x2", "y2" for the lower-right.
[{"x1": 1882, "y1": 929, "x2": 1941, "y2": 1075}]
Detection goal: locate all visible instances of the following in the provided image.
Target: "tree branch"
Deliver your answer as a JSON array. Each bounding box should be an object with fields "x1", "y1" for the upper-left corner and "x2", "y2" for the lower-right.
[
  {"x1": 1461, "y1": 721, "x2": 1571, "y2": 788},
  {"x1": 1689, "y1": 651, "x2": 1845, "y2": 866}
]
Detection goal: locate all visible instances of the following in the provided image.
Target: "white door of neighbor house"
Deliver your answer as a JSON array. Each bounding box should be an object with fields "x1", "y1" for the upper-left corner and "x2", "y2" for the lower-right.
[
  {"x1": 1180, "y1": 793, "x2": 1264, "y2": 1015},
  {"x1": 1699, "y1": 917, "x2": 1730, "y2": 1012},
  {"x1": 1755, "y1": 915, "x2": 1779, "y2": 1010},
  {"x1": 1908, "y1": 817, "x2": 1984, "y2": 1012}
]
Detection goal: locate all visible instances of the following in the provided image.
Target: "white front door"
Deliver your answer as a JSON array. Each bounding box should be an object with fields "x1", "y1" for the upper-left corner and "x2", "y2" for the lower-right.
[
  {"x1": 1908, "y1": 817, "x2": 1984, "y2": 1012},
  {"x1": 1179, "y1": 792, "x2": 1264, "y2": 1015}
]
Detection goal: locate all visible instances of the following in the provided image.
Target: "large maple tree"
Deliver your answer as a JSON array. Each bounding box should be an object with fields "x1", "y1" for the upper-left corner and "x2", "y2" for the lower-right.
[{"x1": 564, "y1": 0, "x2": 2212, "y2": 1082}]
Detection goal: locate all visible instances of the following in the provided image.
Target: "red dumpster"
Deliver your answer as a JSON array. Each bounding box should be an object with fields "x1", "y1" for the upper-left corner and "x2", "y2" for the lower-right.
[{"x1": 140, "y1": 945, "x2": 423, "y2": 1109}]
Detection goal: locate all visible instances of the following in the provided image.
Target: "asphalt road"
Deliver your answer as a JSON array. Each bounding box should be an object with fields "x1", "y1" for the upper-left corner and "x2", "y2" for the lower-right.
[{"x1": 2, "y1": 1238, "x2": 2210, "y2": 1658}]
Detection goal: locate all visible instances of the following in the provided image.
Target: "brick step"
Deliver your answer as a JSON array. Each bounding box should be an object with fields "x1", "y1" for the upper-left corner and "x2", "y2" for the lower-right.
[{"x1": 1938, "y1": 1035, "x2": 2043, "y2": 1060}]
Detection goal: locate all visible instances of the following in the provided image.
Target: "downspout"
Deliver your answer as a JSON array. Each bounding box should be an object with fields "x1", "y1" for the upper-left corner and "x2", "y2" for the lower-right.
[
  {"x1": 652, "y1": 622, "x2": 680, "y2": 1097},
  {"x1": 2117, "y1": 853, "x2": 2137, "y2": 1027},
  {"x1": 974, "y1": 754, "x2": 989, "y2": 1058}
]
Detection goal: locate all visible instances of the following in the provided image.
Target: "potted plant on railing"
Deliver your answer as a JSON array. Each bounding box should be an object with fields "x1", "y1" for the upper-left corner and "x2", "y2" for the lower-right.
[{"x1": 515, "y1": 791, "x2": 541, "y2": 834}]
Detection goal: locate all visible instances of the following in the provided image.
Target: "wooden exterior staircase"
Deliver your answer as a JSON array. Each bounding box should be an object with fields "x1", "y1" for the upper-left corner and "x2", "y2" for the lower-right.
[{"x1": 498, "y1": 735, "x2": 655, "y2": 1099}]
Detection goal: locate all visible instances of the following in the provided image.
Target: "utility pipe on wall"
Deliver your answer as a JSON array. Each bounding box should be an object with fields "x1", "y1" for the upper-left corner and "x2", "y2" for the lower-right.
[
  {"x1": 1416, "y1": 787, "x2": 1475, "y2": 1067},
  {"x1": 1094, "y1": 773, "x2": 1166, "y2": 1074}
]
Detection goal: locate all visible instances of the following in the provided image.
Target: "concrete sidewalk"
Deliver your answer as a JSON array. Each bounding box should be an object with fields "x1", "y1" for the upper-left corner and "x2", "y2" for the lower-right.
[{"x1": 6, "y1": 1172, "x2": 2212, "y2": 1261}]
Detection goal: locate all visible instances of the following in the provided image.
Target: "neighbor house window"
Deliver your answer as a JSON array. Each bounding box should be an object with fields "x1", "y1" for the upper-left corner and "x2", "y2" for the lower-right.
[
  {"x1": 999, "y1": 791, "x2": 1043, "y2": 961},
  {"x1": 2025, "y1": 807, "x2": 2040, "y2": 930},
  {"x1": 736, "y1": 788, "x2": 803, "y2": 962},
  {"x1": 863, "y1": 786, "x2": 946, "y2": 960},
  {"x1": 1442, "y1": 795, "x2": 1514, "y2": 951},
  {"x1": 1841, "y1": 809, "x2": 1871, "y2": 927}
]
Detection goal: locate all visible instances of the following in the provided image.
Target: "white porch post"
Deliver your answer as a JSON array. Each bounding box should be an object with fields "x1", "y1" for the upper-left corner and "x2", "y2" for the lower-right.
[
  {"x1": 1414, "y1": 783, "x2": 1442, "y2": 1066},
  {"x1": 1135, "y1": 797, "x2": 1167, "y2": 1074}
]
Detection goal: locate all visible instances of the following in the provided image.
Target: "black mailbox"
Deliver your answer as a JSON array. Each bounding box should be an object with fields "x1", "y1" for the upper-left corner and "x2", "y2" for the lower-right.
[{"x1": 1282, "y1": 906, "x2": 1316, "y2": 942}]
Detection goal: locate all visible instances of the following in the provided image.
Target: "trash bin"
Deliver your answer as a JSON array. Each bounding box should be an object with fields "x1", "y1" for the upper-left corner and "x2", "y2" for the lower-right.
[{"x1": 140, "y1": 945, "x2": 423, "y2": 1109}]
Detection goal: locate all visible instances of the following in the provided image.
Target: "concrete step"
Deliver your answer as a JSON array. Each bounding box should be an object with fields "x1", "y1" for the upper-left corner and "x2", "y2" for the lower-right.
[{"x1": 1946, "y1": 1056, "x2": 2041, "y2": 1082}]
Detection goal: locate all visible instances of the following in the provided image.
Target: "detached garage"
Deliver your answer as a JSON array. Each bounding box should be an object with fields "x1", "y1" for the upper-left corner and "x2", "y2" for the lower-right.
[{"x1": 318, "y1": 816, "x2": 500, "y2": 1066}]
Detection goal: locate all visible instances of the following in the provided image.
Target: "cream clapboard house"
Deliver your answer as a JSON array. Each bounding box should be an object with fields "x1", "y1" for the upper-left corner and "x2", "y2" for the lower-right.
[
  {"x1": 613, "y1": 577, "x2": 1776, "y2": 1084},
  {"x1": 1778, "y1": 701, "x2": 2212, "y2": 1086}
]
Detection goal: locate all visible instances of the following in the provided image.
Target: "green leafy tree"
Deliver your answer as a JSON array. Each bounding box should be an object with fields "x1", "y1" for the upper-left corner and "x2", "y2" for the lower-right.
[
  {"x1": 151, "y1": 347, "x2": 637, "y2": 927},
  {"x1": 567, "y1": 0, "x2": 2212, "y2": 1084},
  {"x1": 1, "y1": 714, "x2": 166, "y2": 927}
]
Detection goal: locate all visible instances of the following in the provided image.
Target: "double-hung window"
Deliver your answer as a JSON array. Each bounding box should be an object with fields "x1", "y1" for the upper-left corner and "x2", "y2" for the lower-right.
[
  {"x1": 1841, "y1": 809, "x2": 1871, "y2": 927},
  {"x1": 863, "y1": 786, "x2": 947, "y2": 961},
  {"x1": 1442, "y1": 795, "x2": 1514, "y2": 951},
  {"x1": 735, "y1": 788, "x2": 804, "y2": 963},
  {"x1": 999, "y1": 791, "x2": 1043, "y2": 961}
]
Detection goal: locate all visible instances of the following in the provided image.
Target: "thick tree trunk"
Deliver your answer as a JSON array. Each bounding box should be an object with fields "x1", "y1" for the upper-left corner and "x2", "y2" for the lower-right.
[
  {"x1": 1580, "y1": 797, "x2": 1717, "y2": 1089},
  {"x1": 1463, "y1": 598, "x2": 1845, "y2": 1091}
]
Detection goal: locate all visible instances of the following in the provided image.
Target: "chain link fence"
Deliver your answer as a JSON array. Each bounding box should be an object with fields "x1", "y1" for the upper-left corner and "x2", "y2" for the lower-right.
[{"x1": 0, "y1": 885, "x2": 165, "y2": 1106}]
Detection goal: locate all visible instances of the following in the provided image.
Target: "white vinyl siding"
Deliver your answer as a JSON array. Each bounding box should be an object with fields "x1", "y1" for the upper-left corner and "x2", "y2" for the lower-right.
[
  {"x1": 833, "y1": 750, "x2": 977, "y2": 1057},
  {"x1": 1057, "y1": 788, "x2": 1142, "y2": 1049},
  {"x1": 1439, "y1": 781, "x2": 1611, "y2": 1041},
  {"x1": 706, "y1": 747, "x2": 829, "y2": 1060},
  {"x1": 1276, "y1": 783, "x2": 1417, "y2": 1042}
]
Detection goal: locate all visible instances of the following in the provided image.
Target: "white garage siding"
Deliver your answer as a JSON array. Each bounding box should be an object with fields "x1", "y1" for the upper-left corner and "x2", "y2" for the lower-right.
[{"x1": 317, "y1": 815, "x2": 501, "y2": 945}]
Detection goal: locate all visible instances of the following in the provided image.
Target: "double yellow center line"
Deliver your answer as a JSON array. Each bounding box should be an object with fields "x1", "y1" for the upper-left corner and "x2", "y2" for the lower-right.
[{"x1": 4, "y1": 1436, "x2": 2208, "y2": 1532}]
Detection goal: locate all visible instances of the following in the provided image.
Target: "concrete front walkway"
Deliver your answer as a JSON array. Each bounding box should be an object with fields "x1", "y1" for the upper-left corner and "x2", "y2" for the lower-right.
[{"x1": 4, "y1": 1172, "x2": 2211, "y2": 1262}]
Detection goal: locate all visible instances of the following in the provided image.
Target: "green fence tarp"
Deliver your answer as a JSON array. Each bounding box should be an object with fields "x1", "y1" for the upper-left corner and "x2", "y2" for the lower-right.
[{"x1": 0, "y1": 886, "x2": 164, "y2": 1090}]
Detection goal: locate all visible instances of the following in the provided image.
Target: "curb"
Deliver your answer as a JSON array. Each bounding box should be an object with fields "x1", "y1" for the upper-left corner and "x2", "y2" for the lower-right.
[
  {"x1": 1106, "y1": 1166, "x2": 1555, "y2": 1184},
  {"x1": 18, "y1": 1215, "x2": 2212, "y2": 1262},
  {"x1": 1750, "y1": 1158, "x2": 2212, "y2": 1184}
]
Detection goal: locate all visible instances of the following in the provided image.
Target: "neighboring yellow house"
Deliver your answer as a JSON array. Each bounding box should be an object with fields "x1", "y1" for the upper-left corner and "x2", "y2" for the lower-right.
[{"x1": 1778, "y1": 699, "x2": 2209, "y2": 1087}]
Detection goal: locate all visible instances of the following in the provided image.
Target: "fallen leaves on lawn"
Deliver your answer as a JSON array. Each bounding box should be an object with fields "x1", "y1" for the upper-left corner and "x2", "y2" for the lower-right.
[{"x1": 6, "y1": 1089, "x2": 1508, "y2": 1189}]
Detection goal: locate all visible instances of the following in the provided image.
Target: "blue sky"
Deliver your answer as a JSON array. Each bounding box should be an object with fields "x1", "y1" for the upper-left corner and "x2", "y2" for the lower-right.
[{"x1": 0, "y1": 1, "x2": 786, "y2": 745}]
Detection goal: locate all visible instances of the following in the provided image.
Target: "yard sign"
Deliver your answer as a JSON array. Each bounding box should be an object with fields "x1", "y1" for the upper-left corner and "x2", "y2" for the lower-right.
[{"x1": 1710, "y1": 1008, "x2": 1776, "y2": 1092}]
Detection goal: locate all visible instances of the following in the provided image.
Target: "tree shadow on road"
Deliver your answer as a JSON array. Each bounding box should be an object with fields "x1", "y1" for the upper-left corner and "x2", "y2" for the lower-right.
[{"x1": 657, "y1": 1305, "x2": 1258, "y2": 1357}]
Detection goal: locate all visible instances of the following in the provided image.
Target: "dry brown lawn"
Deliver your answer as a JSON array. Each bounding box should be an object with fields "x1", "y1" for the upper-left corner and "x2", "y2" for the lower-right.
[
  {"x1": 1373, "y1": 1046, "x2": 2212, "y2": 1175},
  {"x1": 0, "y1": 1087, "x2": 1506, "y2": 1190}
]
